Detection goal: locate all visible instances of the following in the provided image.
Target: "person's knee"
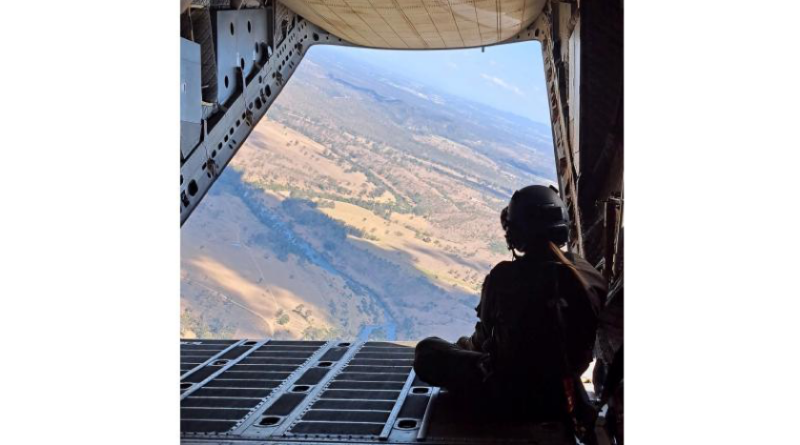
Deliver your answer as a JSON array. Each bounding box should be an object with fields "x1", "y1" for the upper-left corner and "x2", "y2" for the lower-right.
[
  {"x1": 415, "y1": 337, "x2": 449, "y2": 361},
  {"x1": 414, "y1": 337, "x2": 447, "y2": 383},
  {"x1": 416, "y1": 336, "x2": 444, "y2": 352},
  {"x1": 414, "y1": 337, "x2": 441, "y2": 364}
]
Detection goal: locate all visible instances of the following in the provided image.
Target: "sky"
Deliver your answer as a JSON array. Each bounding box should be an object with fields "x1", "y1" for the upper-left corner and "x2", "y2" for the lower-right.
[{"x1": 306, "y1": 41, "x2": 550, "y2": 125}]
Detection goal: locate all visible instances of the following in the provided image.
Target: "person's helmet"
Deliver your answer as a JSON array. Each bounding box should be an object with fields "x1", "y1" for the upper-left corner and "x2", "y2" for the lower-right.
[{"x1": 501, "y1": 185, "x2": 570, "y2": 251}]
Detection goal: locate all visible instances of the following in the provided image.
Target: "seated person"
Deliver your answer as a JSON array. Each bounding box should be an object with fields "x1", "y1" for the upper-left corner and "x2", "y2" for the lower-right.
[{"x1": 414, "y1": 185, "x2": 606, "y2": 418}]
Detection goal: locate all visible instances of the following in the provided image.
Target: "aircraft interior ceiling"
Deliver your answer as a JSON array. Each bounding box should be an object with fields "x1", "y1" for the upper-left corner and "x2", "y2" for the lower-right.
[{"x1": 279, "y1": 0, "x2": 547, "y2": 49}]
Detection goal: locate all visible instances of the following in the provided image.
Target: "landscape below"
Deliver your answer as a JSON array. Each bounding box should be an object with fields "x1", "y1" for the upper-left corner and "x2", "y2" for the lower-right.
[{"x1": 181, "y1": 47, "x2": 555, "y2": 342}]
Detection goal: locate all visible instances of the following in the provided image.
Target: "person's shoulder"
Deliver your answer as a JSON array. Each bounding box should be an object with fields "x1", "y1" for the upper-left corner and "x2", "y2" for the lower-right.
[
  {"x1": 569, "y1": 253, "x2": 608, "y2": 294},
  {"x1": 489, "y1": 259, "x2": 537, "y2": 286},
  {"x1": 489, "y1": 260, "x2": 516, "y2": 275},
  {"x1": 569, "y1": 252, "x2": 598, "y2": 272}
]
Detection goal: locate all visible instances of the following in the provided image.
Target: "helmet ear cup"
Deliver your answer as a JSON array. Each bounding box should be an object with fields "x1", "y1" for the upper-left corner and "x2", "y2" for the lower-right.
[
  {"x1": 500, "y1": 206, "x2": 510, "y2": 232},
  {"x1": 505, "y1": 224, "x2": 522, "y2": 251}
]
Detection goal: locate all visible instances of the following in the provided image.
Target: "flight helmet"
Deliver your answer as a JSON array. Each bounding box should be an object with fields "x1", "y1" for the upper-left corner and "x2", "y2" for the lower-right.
[{"x1": 501, "y1": 185, "x2": 570, "y2": 251}]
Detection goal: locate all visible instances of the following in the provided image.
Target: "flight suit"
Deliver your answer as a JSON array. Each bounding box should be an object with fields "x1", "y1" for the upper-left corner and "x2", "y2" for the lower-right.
[{"x1": 414, "y1": 252, "x2": 606, "y2": 414}]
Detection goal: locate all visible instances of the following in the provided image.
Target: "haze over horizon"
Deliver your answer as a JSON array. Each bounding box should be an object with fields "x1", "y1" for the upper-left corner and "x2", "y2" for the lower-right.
[{"x1": 312, "y1": 41, "x2": 550, "y2": 125}]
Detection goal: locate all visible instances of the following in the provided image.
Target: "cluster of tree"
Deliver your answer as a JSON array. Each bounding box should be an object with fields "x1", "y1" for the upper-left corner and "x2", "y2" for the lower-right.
[
  {"x1": 180, "y1": 306, "x2": 236, "y2": 339},
  {"x1": 292, "y1": 304, "x2": 312, "y2": 322},
  {"x1": 275, "y1": 308, "x2": 290, "y2": 326}
]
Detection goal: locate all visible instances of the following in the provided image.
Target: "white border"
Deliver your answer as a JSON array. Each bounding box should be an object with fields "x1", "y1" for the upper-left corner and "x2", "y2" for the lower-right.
[{"x1": 1, "y1": 1, "x2": 800, "y2": 443}]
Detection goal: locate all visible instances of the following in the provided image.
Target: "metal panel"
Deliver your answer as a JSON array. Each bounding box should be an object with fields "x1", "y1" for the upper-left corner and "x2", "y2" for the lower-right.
[
  {"x1": 416, "y1": 387, "x2": 439, "y2": 441},
  {"x1": 181, "y1": 37, "x2": 203, "y2": 158},
  {"x1": 234, "y1": 342, "x2": 354, "y2": 437},
  {"x1": 274, "y1": 1, "x2": 291, "y2": 46},
  {"x1": 181, "y1": 340, "x2": 328, "y2": 435},
  {"x1": 238, "y1": 9, "x2": 268, "y2": 78},
  {"x1": 214, "y1": 9, "x2": 269, "y2": 106},
  {"x1": 180, "y1": 339, "x2": 245, "y2": 380},
  {"x1": 378, "y1": 370, "x2": 417, "y2": 439},
  {"x1": 283, "y1": 342, "x2": 417, "y2": 441},
  {"x1": 270, "y1": 341, "x2": 366, "y2": 437},
  {"x1": 180, "y1": 339, "x2": 268, "y2": 401}
]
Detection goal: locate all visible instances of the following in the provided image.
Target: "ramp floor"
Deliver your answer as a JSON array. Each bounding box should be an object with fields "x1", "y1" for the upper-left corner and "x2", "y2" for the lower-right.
[{"x1": 180, "y1": 339, "x2": 572, "y2": 444}]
